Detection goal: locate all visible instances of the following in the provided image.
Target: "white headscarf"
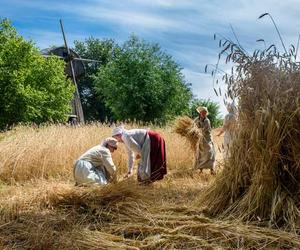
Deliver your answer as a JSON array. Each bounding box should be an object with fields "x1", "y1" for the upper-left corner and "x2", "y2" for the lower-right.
[
  {"x1": 101, "y1": 137, "x2": 118, "y2": 149},
  {"x1": 226, "y1": 102, "x2": 237, "y2": 114},
  {"x1": 112, "y1": 126, "x2": 124, "y2": 137}
]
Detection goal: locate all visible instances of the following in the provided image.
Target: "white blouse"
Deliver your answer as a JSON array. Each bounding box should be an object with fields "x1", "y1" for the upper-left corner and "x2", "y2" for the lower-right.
[
  {"x1": 121, "y1": 129, "x2": 148, "y2": 172},
  {"x1": 78, "y1": 145, "x2": 116, "y2": 178}
]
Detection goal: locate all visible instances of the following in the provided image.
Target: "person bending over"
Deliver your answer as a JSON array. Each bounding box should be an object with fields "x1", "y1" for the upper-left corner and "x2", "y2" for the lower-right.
[
  {"x1": 74, "y1": 137, "x2": 118, "y2": 186},
  {"x1": 112, "y1": 126, "x2": 167, "y2": 184}
]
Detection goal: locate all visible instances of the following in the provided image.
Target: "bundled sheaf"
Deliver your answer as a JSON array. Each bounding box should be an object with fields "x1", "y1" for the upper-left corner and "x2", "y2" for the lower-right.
[
  {"x1": 174, "y1": 116, "x2": 203, "y2": 151},
  {"x1": 200, "y1": 39, "x2": 300, "y2": 230}
]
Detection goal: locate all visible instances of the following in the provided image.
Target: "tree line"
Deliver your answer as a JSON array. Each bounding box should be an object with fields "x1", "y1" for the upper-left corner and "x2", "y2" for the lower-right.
[{"x1": 0, "y1": 18, "x2": 222, "y2": 130}]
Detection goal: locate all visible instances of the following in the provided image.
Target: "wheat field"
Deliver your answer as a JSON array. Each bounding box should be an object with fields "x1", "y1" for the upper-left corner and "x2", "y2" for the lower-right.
[{"x1": 0, "y1": 123, "x2": 299, "y2": 249}]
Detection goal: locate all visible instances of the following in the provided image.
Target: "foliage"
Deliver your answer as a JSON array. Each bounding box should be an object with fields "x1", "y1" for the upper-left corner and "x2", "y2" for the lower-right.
[
  {"x1": 189, "y1": 99, "x2": 223, "y2": 128},
  {"x1": 74, "y1": 37, "x2": 120, "y2": 121},
  {"x1": 93, "y1": 35, "x2": 192, "y2": 124},
  {"x1": 0, "y1": 18, "x2": 74, "y2": 130}
]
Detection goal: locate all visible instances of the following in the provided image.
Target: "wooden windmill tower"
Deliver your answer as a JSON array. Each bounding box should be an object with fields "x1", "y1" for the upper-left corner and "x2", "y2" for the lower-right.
[{"x1": 41, "y1": 20, "x2": 100, "y2": 123}]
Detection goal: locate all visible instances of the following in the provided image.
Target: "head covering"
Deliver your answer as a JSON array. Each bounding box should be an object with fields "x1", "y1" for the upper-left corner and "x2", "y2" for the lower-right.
[
  {"x1": 226, "y1": 102, "x2": 237, "y2": 114},
  {"x1": 112, "y1": 126, "x2": 124, "y2": 137},
  {"x1": 101, "y1": 137, "x2": 118, "y2": 149},
  {"x1": 196, "y1": 106, "x2": 209, "y2": 114}
]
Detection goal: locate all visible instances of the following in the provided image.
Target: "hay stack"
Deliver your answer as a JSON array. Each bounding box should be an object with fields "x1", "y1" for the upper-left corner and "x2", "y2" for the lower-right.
[
  {"x1": 174, "y1": 116, "x2": 202, "y2": 151},
  {"x1": 200, "y1": 41, "x2": 300, "y2": 230}
]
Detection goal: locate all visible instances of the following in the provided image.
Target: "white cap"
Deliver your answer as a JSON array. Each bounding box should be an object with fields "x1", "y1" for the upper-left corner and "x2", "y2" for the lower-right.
[
  {"x1": 112, "y1": 126, "x2": 124, "y2": 137},
  {"x1": 226, "y1": 102, "x2": 237, "y2": 113},
  {"x1": 101, "y1": 137, "x2": 118, "y2": 149}
]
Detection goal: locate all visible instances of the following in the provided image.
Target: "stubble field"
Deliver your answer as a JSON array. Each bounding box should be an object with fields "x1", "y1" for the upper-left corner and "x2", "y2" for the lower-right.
[{"x1": 0, "y1": 124, "x2": 298, "y2": 249}]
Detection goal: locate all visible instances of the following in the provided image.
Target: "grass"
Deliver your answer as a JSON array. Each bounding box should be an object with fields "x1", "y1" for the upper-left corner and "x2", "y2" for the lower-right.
[{"x1": 0, "y1": 123, "x2": 299, "y2": 249}]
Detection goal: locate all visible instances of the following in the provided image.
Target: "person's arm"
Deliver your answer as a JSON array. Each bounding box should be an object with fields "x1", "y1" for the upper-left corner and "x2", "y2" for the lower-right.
[
  {"x1": 217, "y1": 116, "x2": 230, "y2": 136},
  {"x1": 123, "y1": 134, "x2": 142, "y2": 154},
  {"x1": 217, "y1": 127, "x2": 225, "y2": 136},
  {"x1": 126, "y1": 146, "x2": 135, "y2": 176},
  {"x1": 194, "y1": 117, "x2": 201, "y2": 129},
  {"x1": 203, "y1": 118, "x2": 211, "y2": 132},
  {"x1": 123, "y1": 134, "x2": 143, "y2": 177},
  {"x1": 101, "y1": 150, "x2": 117, "y2": 182}
]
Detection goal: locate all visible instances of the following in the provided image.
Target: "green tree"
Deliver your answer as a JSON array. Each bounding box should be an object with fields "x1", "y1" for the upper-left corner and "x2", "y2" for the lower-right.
[
  {"x1": 94, "y1": 35, "x2": 192, "y2": 124},
  {"x1": 74, "y1": 37, "x2": 119, "y2": 121},
  {"x1": 190, "y1": 99, "x2": 223, "y2": 128},
  {"x1": 0, "y1": 19, "x2": 75, "y2": 129}
]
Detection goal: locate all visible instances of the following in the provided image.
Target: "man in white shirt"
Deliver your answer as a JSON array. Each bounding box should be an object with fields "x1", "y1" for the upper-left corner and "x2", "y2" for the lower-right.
[{"x1": 74, "y1": 137, "x2": 118, "y2": 186}]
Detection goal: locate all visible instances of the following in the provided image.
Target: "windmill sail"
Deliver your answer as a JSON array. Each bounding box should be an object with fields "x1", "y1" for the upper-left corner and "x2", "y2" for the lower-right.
[
  {"x1": 40, "y1": 20, "x2": 101, "y2": 124},
  {"x1": 59, "y1": 19, "x2": 85, "y2": 123},
  {"x1": 41, "y1": 46, "x2": 85, "y2": 123}
]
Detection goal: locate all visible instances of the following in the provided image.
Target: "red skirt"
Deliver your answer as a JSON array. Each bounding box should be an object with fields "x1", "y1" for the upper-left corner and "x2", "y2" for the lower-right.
[{"x1": 148, "y1": 130, "x2": 167, "y2": 182}]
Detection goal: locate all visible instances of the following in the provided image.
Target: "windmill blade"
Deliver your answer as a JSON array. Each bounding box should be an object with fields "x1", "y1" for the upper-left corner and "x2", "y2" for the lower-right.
[
  {"x1": 60, "y1": 19, "x2": 71, "y2": 57},
  {"x1": 60, "y1": 19, "x2": 77, "y2": 84},
  {"x1": 42, "y1": 54, "x2": 65, "y2": 59},
  {"x1": 43, "y1": 53, "x2": 100, "y2": 63},
  {"x1": 73, "y1": 57, "x2": 101, "y2": 63},
  {"x1": 60, "y1": 19, "x2": 85, "y2": 123}
]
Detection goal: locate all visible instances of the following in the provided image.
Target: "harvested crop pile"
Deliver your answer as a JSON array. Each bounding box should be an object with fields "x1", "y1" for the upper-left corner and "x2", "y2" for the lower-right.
[
  {"x1": 1, "y1": 180, "x2": 300, "y2": 249},
  {"x1": 173, "y1": 116, "x2": 202, "y2": 151},
  {"x1": 200, "y1": 36, "x2": 300, "y2": 230}
]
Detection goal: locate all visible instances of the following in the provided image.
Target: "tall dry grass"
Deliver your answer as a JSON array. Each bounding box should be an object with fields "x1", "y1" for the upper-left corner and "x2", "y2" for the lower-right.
[
  {"x1": 1, "y1": 122, "x2": 300, "y2": 249},
  {"x1": 200, "y1": 36, "x2": 300, "y2": 231},
  {"x1": 0, "y1": 123, "x2": 194, "y2": 184},
  {"x1": 1, "y1": 178, "x2": 299, "y2": 249}
]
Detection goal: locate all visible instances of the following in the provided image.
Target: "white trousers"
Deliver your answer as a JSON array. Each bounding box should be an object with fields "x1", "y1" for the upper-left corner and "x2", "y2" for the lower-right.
[{"x1": 74, "y1": 160, "x2": 108, "y2": 185}]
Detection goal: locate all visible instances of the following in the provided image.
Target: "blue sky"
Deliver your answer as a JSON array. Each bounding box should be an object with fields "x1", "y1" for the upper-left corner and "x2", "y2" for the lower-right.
[{"x1": 1, "y1": 0, "x2": 300, "y2": 116}]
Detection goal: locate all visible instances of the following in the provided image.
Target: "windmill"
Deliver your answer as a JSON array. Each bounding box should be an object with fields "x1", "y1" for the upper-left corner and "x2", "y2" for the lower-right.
[{"x1": 41, "y1": 19, "x2": 100, "y2": 124}]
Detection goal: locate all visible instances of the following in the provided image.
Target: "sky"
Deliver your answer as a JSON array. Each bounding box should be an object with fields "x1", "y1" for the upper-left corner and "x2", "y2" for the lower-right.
[{"x1": 1, "y1": 0, "x2": 300, "y2": 116}]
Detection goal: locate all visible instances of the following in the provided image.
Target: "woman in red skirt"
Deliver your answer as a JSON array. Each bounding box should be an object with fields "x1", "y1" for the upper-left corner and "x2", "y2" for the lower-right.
[{"x1": 112, "y1": 126, "x2": 167, "y2": 183}]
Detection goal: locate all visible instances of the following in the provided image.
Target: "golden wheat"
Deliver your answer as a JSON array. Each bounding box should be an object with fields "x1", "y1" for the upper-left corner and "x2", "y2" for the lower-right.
[
  {"x1": 200, "y1": 37, "x2": 300, "y2": 231},
  {"x1": 1, "y1": 123, "x2": 299, "y2": 249}
]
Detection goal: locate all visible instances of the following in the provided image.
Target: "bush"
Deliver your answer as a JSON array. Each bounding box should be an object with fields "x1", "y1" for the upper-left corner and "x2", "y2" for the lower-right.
[
  {"x1": 0, "y1": 18, "x2": 74, "y2": 130},
  {"x1": 94, "y1": 35, "x2": 192, "y2": 124}
]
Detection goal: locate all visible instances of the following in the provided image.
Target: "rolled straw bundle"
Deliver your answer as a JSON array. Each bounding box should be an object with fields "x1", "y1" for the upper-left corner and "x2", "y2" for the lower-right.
[{"x1": 174, "y1": 116, "x2": 203, "y2": 151}]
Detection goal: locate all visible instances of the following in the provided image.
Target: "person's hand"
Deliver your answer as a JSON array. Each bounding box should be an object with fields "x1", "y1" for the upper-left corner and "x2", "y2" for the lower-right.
[
  {"x1": 111, "y1": 174, "x2": 118, "y2": 183},
  {"x1": 124, "y1": 171, "x2": 133, "y2": 178},
  {"x1": 217, "y1": 128, "x2": 224, "y2": 137},
  {"x1": 135, "y1": 154, "x2": 141, "y2": 160}
]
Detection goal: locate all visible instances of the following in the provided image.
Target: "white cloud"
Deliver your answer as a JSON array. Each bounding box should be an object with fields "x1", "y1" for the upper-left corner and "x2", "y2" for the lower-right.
[
  {"x1": 19, "y1": 29, "x2": 86, "y2": 49},
  {"x1": 75, "y1": 5, "x2": 183, "y2": 30},
  {"x1": 3, "y1": 0, "x2": 300, "y2": 116}
]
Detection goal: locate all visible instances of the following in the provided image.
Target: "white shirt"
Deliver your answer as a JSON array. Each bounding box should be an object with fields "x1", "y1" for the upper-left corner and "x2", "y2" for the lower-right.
[
  {"x1": 78, "y1": 145, "x2": 116, "y2": 178},
  {"x1": 122, "y1": 129, "x2": 147, "y2": 172}
]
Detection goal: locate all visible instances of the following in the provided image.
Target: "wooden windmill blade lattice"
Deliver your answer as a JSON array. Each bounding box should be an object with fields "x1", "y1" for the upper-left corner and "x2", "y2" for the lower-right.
[
  {"x1": 59, "y1": 19, "x2": 85, "y2": 123},
  {"x1": 41, "y1": 20, "x2": 101, "y2": 124}
]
